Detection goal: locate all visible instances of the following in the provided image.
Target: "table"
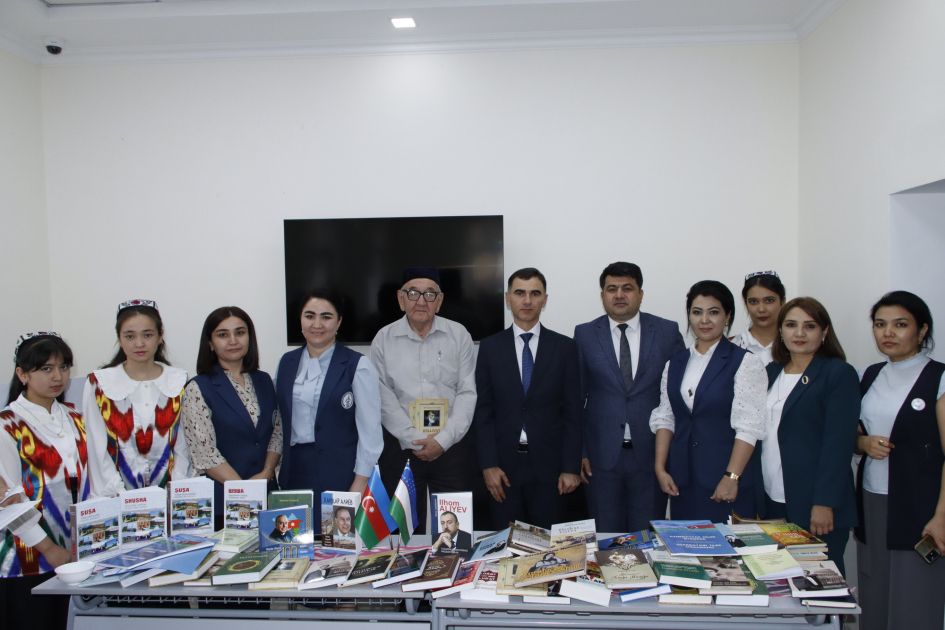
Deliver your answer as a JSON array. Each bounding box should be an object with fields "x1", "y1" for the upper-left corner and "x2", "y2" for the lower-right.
[
  {"x1": 34, "y1": 576, "x2": 432, "y2": 630},
  {"x1": 433, "y1": 593, "x2": 859, "y2": 630}
]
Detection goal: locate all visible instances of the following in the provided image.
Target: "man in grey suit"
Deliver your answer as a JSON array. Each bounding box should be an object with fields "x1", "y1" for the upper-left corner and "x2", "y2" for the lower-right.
[{"x1": 574, "y1": 262, "x2": 685, "y2": 532}]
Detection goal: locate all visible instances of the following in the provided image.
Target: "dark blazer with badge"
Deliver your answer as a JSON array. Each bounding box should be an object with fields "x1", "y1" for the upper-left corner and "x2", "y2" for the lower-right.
[
  {"x1": 762, "y1": 356, "x2": 860, "y2": 530},
  {"x1": 276, "y1": 344, "x2": 362, "y2": 495},
  {"x1": 473, "y1": 325, "x2": 581, "y2": 527},
  {"x1": 192, "y1": 365, "x2": 277, "y2": 513}
]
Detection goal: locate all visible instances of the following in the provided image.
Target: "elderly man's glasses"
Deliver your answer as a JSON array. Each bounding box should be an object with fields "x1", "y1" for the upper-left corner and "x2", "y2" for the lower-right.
[{"x1": 401, "y1": 289, "x2": 441, "y2": 302}]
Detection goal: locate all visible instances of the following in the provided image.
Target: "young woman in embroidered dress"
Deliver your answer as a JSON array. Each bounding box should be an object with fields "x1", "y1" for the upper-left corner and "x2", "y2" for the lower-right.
[
  {"x1": 0, "y1": 333, "x2": 123, "y2": 630},
  {"x1": 731, "y1": 271, "x2": 785, "y2": 365},
  {"x1": 82, "y1": 300, "x2": 190, "y2": 491}
]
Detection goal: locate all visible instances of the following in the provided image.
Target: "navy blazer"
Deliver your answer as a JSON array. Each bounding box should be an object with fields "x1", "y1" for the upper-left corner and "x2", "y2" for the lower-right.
[
  {"x1": 473, "y1": 326, "x2": 582, "y2": 477},
  {"x1": 574, "y1": 313, "x2": 685, "y2": 472},
  {"x1": 762, "y1": 356, "x2": 860, "y2": 530},
  {"x1": 275, "y1": 345, "x2": 361, "y2": 492},
  {"x1": 665, "y1": 337, "x2": 754, "y2": 493}
]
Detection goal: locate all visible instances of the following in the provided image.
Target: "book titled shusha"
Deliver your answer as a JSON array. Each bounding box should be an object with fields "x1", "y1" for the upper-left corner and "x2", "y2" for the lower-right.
[
  {"x1": 510, "y1": 543, "x2": 587, "y2": 588},
  {"x1": 70, "y1": 496, "x2": 121, "y2": 561},
  {"x1": 118, "y1": 486, "x2": 166, "y2": 547},
  {"x1": 320, "y1": 490, "x2": 360, "y2": 551},
  {"x1": 168, "y1": 476, "x2": 214, "y2": 536},
  {"x1": 223, "y1": 479, "x2": 267, "y2": 530}
]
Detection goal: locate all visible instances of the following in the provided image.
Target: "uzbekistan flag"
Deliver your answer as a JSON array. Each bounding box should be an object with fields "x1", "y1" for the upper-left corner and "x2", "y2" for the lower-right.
[
  {"x1": 389, "y1": 460, "x2": 418, "y2": 543},
  {"x1": 353, "y1": 465, "x2": 396, "y2": 549}
]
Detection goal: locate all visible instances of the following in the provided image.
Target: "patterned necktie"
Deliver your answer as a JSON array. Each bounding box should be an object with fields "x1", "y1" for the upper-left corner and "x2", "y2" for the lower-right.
[
  {"x1": 617, "y1": 323, "x2": 634, "y2": 389},
  {"x1": 521, "y1": 332, "x2": 534, "y2": 393}
]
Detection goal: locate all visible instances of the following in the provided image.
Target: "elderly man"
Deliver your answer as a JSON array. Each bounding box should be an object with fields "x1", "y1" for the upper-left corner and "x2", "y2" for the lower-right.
[{"x1": 370, "y1": 267, "x2": 477, "y2": 533}]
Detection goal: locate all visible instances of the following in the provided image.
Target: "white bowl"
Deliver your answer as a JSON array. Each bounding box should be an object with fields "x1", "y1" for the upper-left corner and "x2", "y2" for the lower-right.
[{"x1": 55, "y1": 560, "x2": 95, "y2": 584}]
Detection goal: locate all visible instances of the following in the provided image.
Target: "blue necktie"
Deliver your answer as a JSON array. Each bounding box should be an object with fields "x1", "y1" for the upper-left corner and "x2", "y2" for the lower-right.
[{"x1": 521, "y1": 332, "x2": 534, "y2": 393}]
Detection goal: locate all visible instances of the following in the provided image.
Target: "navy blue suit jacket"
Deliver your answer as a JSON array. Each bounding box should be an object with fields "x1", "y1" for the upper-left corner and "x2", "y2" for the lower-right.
[
  {"x1": 275, "y1": 345, "x2": 361, "y2": 493},
  {"x1": 762, "y1": 356, "x2": 860, "y2": 530},
  {"x1": 574, "y1": 313, "x2": 684, "y2": 472},
  {"x1": 473, "y1": 326, "x2": 582, "y2": 477}
]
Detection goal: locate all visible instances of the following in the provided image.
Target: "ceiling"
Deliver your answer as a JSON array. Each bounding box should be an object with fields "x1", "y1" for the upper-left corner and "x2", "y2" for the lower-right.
[{"x1": 0, "y1": 0, "x2": 844, "y2": 64}]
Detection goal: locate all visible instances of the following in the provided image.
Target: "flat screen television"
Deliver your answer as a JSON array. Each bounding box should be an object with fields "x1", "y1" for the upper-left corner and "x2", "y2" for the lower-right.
[{"x1": 284, "y1": 215, "x2": 505, "y2": 344}]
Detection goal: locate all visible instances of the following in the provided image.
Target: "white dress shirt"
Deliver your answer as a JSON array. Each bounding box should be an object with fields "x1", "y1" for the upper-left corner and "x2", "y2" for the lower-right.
[{"x1": 763, "y1": 371, "x2": 802, "y2": 502}]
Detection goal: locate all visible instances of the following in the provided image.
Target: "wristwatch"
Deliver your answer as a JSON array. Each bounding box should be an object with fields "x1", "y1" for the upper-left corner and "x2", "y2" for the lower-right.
[{"x1": 723, "y1": 471, "x2": 741, "y2": 481}]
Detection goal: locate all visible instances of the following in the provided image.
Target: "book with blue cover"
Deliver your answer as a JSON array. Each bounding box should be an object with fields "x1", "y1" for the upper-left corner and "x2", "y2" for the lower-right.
[
  {"x1": 99, "y1": 534, "x2": 214, "y2": 571},
  {"x1": 597, "y1": 530, "x2": 657, "y2": 551},
  {"x1": 650, "y1": 520, "x2": 737, "y2": 556},
  {"x1": 258, "y1": 504, "x2": 316, "y2": 558}
]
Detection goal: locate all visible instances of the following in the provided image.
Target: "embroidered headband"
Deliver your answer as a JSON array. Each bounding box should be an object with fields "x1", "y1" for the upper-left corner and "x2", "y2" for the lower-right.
[
  {"x1": 14, "y1": 331, "x2": 63, "y2": 363},
  {"x1": 117, "y1": 298, "x2": 158, "y2": 314},
  {"x1": 744, "y1": 270, "x2": 780, "y2": 281}
]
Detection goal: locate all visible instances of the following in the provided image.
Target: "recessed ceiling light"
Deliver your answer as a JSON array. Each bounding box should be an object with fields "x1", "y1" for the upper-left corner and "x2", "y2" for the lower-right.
[{"x1": 391, "y1": 17, "x2": 416, "y2": 29}]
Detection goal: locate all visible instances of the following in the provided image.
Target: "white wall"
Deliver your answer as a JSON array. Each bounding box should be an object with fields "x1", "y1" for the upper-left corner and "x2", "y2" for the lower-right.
[
  {"x1": 799, "y1": 0, "x2": 945, "y2": 367},
  {"x1": 890, "y1": 187, "x2": 945, "y2": 363},
  {"x1": 38, "y1": 44, "x2": 799, "y2": 376},
  {"x1": 0, "y1": 50, "x2": 51, "y2": 388}
]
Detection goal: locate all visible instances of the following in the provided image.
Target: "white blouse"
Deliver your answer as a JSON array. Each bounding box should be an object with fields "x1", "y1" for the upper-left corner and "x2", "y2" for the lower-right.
[
  {"x1": 649, "y1": 341, "x2": 767, "y2": 446},
  {"x1": 763, "y1": 371, "x2": 802, "y2": 502},
  {"x1": 861, "y1": 353, "x2": 945, "y2": 495},
  {"x1": 731, "y1": 329, "x2": 774, "y2": 366}
]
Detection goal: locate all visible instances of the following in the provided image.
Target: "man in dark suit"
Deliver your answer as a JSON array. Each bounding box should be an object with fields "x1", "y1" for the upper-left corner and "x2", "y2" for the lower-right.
[
  {"x1": 574, "y1": 261, "x2": 685, "y2": 532},
  {"x1": 473, "y1": 267, "x2": 582, "y2": 529}
]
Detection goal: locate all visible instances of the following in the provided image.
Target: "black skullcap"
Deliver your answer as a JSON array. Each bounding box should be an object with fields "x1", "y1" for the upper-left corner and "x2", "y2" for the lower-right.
[{"x1": 401, "y1": 266, "x2": 441, "y2": 286}]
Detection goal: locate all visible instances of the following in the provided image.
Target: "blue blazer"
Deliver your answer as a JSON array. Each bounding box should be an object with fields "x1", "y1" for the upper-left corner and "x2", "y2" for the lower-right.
[
  {"x1": 762, "y1": 356, "x2": 860, "y2": 530},
  {"x1": 473, "y1": 326, "x2": 582, "y2": 477},
  {"x1": 275, "y1": 345, "x2": 361, "y2": 492},
  {"x1": 192, "y1": 366, "x2": 277, "y2": 512},
  {"x1": 665, "y1": 337, "x2": 754, "y2": 494},
  {"x1": 574, "y1": 313, "x2": 685, "y2": 472}
]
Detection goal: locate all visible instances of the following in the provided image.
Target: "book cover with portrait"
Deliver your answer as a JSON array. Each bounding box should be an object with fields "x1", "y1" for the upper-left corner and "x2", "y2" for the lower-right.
[{"x1": 320, "y1": 490, "x2": 361, "y2": 551}]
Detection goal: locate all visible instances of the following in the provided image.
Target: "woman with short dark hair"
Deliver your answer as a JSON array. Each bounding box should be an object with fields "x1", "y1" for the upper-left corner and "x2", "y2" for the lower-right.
[
  {"x1": 180, "y1": 306, "x2": 282, "y2": 522},
  {"x1": 856, "y1": 290, "x2": 945, "y2": 629},
  {"x1": 761, "y1": 296, "x2": 859, "y2": 573},
  {"x1": 650, "y1": 280, "x2": 767, "y2": 521}
]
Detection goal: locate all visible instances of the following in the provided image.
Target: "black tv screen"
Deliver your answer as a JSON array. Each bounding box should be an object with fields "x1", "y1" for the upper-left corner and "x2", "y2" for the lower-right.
[{"x1": 284, "y1": 215, "x2": 505, "y2": 344}]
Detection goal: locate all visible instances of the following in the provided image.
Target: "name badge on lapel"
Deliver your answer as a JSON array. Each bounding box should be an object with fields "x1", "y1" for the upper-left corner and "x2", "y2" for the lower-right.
[{"x1": 341, "y1": 391, "x2": 354, "y2": 409}]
